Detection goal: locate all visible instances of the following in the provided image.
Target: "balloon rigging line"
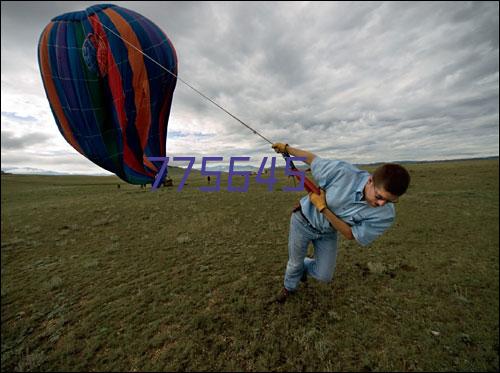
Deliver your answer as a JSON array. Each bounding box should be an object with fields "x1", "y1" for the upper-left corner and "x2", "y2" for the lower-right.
[{"x1": 91, "y1": 16, "x2": 274, "y2": 146}]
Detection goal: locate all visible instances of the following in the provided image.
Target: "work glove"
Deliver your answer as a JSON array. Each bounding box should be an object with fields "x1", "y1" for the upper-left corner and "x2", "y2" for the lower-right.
[
  {"x1": 309, "y1": 189, "x2": 327, "y2": 213},
  {"x1": 272, "y1": 143, "x2": 288, "y2": 154}
]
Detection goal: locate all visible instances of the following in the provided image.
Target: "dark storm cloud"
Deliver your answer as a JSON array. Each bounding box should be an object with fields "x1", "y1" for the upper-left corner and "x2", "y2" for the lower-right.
[
  {"x1": 1, "y1": 1, "x2": 498, "y2": 174},
  {"x1": 1, "y1": 129, "x2": 51, "y2": 150}
]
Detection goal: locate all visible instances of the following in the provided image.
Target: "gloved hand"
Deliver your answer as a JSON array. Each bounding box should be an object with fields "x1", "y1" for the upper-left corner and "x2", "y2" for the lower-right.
[
  {"x1": 272, "y1": 143, "x2": 288, "y2": 154},
  {"x1": 309, "y1": 189, "x2": 327, "y2": 212}
]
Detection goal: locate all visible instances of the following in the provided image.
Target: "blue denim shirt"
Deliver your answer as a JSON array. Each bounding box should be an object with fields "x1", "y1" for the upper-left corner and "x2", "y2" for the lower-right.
[{"x1": 299, "y1": 157, "x2": 395, "y2": 246}]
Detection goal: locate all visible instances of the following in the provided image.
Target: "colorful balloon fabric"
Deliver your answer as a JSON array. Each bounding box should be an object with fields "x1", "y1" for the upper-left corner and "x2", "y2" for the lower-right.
[{"x1": 38, "y1": 4, "x2": 177, "y2": 184}]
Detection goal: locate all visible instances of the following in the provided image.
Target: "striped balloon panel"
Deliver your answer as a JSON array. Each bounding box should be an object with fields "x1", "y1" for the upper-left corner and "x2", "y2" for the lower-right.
[{"x1": 38, "y1": 4, "x2": 177, "y2": 184}]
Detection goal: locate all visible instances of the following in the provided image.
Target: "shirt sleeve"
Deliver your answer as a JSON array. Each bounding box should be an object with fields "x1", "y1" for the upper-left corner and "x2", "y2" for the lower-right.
[
  {"x1": 311, "y1": 157, "x2": 345, "y2": 189},
  {"x1": 351, "y1": 215, "x2": 394, "y2": 247}
]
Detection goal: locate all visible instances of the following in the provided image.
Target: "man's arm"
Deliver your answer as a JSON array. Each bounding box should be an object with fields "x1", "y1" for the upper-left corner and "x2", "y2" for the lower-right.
[
  {"x1": 309, "y1": 190, "x2": 355, "y2": 240},
  {"x1": 321, "y1": 208, "x2": 354, "y2": 240},
  {"x1": 272, "y1": 143, "x2": 316, "y2": 165}
]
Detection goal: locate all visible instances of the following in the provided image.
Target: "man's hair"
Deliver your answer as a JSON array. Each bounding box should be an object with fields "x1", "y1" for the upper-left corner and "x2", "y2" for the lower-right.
[{"x1": 372, "y1": 163, "x2": 410, "y2": 196}]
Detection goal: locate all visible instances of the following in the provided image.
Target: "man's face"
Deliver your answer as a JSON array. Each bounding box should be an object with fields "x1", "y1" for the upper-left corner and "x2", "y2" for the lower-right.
[{"x1": 365, "y1": 176, "x2": 399, "y2": 207}]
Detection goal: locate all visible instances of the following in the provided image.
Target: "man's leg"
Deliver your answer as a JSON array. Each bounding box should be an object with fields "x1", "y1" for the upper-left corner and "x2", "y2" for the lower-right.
[
  {"x1": 304, "y1": 232, "x2": 338, "y2": 283},
  {"x1": 283, "y1": 212, "x2": 316, "y2": 292}
]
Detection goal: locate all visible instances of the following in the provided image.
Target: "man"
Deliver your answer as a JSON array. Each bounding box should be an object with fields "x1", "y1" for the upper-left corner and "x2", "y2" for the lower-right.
[{"x1": 272, "y1": 143, "x2": 411, "y2": 304}]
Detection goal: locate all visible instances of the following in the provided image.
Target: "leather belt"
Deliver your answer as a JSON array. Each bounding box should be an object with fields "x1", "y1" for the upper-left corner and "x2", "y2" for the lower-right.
[{"x1": 292, "y1": 203, "x2": 315, "y2": 230}]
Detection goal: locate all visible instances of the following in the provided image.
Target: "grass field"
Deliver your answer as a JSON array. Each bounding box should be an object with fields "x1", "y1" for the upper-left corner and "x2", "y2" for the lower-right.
[{"x1": 1, "y1": 159, "x2": 499, "y2": 371}]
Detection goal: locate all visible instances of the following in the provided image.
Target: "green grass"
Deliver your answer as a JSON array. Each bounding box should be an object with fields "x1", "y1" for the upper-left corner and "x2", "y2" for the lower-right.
[{"x1": 1, "y1": 159, "x2": 499, "y2": 371}]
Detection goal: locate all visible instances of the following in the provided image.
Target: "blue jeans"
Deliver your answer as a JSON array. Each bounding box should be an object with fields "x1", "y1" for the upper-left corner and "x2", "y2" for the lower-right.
[{"x1": 284, "y1": 211, "x2": 338, "y2": 291}]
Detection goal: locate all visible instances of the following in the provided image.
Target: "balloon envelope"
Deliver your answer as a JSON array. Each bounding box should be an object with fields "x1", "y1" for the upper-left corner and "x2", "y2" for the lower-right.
[{"x1": 38, "y1": 4, "x2": 177, "y2": 184}]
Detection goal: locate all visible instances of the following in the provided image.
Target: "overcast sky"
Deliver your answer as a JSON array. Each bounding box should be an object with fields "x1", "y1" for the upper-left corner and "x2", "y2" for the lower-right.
[{"x1": 1, "y1": 1, "x2": 499, "y2": 174}]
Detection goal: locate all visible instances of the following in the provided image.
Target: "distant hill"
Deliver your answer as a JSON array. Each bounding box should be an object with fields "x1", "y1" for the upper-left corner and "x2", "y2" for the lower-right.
[
  {"x1": 1, "y1": 167, "x2": 79, "y2": 176},
  {"x1": 2, "y1": 156, "x2": 497, "y2": 176},
  {"x1": 355, "y1": 156, "x2": 499, "y2": 167}
]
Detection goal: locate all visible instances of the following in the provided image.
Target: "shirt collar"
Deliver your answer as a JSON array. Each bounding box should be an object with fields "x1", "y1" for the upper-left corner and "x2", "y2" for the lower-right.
[{"x1": 355, "y1": 173, "x2": 370, "y2": 202}]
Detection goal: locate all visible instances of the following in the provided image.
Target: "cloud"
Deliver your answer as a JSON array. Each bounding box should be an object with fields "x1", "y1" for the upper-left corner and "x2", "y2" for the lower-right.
[
  {"x1": 1, "y1": 112, "x2": 37, "y2": 123},
  {"x1": 0, "y1": 1, "x2": 498, "y2": 175},
  {"x1": 1, "y1": 129, "x2": 51, "y2": 150}
]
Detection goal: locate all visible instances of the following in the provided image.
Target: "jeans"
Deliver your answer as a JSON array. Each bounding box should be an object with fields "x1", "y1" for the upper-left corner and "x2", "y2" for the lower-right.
[{"x1": 284, "y1": 210, "x2": 338, "y2": 291}]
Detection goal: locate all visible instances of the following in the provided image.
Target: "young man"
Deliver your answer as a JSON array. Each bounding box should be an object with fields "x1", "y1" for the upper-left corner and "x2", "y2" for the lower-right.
[{"x1": 271, "y1": 143, "x2": 411, "y2": 303}]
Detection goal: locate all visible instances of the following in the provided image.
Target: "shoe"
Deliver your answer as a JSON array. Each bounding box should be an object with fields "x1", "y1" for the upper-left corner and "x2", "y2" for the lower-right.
[{"x1": 275, "y1": 287, "x2": 293, "y2": 304}]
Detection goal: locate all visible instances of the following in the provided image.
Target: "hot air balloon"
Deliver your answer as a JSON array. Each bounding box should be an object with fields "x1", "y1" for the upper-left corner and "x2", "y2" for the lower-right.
[{"x1": 38, "y1": 4, "x2": 177, "y2": 184}]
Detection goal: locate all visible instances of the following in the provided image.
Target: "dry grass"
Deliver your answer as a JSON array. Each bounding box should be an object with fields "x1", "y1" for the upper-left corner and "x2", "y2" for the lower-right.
[{"x1": 1, "y1": 159, "x2": 498, "y2": 371}]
